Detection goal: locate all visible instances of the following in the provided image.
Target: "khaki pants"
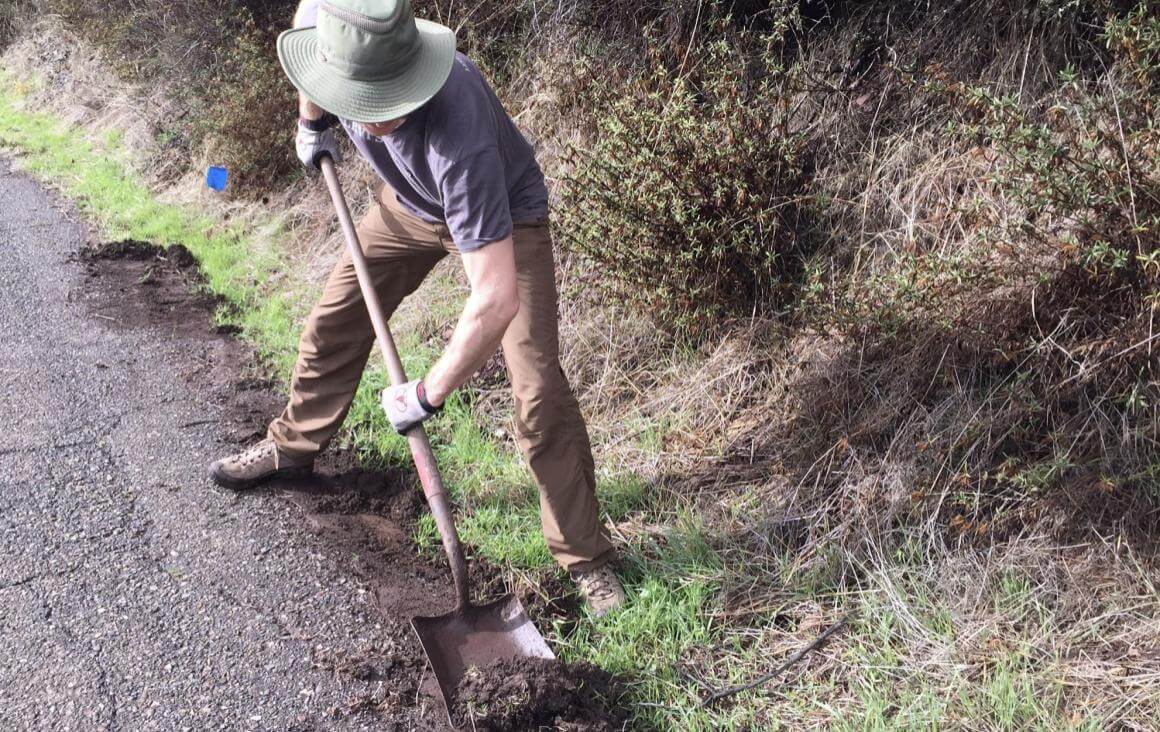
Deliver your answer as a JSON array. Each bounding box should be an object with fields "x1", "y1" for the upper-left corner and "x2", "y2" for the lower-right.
[{"x1": 268, "y1": 186, "x2": 613, "y2": 571}]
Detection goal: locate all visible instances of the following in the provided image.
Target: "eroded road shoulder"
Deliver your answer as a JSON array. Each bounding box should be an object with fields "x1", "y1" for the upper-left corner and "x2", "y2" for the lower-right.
[{"x1": 0, "y1": 157, "x2": 451, "y2": 730}]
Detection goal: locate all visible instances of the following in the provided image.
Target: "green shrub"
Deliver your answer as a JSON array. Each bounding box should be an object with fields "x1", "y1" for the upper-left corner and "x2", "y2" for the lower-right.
[
  {"x1": 956, "y1": 10, "x2": 1158, "y2": 288},
  {"x1": 34, "y1": 0, "x2": 296, "y2": 193},
  {"x1": 192, "y1": 13, "x2": 297, "y2": 194},
  {"x1": 935, "y1": 3, "x2": 1158, "y2": 369},
  {"x1": 558, "y1": 30, "x2": 810, "y2": 336}
]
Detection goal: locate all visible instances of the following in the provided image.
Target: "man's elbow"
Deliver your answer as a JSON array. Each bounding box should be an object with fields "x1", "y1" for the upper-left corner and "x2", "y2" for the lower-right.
[
  {"x1": 463, "y1": 234, "x2": 520, "y2": 327},
  {"x1": 493, "y1": 285, "x2": 520, "y2": 325},
  {"x1": 476, "y1": 283, "x2": 519, "y2": 326}
]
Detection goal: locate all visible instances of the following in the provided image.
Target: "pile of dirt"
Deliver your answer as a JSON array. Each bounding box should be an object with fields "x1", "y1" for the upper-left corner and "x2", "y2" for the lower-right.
[
  {"x1": 87, "y1": 238, "x2": 198, "y2": 268},
  {"x1": 280, "y1": 453, "x2": 451, "y2": 621},
  {"x1": 453, "y1": 657, "x2": 626, "y2": 731},
  {"x1": 78, "y1": 236, "x2": 448, "y2": 726},
  {"x1": 77, "y1": 239, "x2": 224, "y2": 337}
]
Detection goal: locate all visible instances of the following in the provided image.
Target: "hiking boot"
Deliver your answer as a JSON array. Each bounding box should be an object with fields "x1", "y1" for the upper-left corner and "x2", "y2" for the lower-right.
[
  {"x1": 570, "y1": 563, "x2": 626, "y2": 617},
  {"x1": 209, "y1": 438, "x2": 313, "y2": 490}
]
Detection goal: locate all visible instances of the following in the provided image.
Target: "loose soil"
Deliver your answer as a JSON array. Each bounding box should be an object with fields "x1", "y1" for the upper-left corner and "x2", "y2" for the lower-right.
[
  {"x1": 78, "y1": 238, "x2": 627, "y2": 730},
  {"x1": 454, "y1": 658, "x2": 627, "y2": 731}
]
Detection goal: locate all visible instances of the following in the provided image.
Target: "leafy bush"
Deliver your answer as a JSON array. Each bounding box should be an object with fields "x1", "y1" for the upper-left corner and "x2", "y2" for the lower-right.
[
  {"x1": 955, "y1": 13, "x2": 1158, "y2": 290},
  {"x1": 191, "y1": 13, "x2": 297, "y2": 194},
  {"x1": 558, "y1": 29, "x2": 811, "y2": 335},
  {"x1": 36, "y1": 0, "x2": 296, "y2": 193}
]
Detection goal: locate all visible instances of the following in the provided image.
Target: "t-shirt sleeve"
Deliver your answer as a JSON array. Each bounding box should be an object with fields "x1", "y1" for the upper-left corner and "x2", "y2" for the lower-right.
[
  {"x1": 293, "y1": 0, "x2": 320, "y2": 28},
  {"x1": 439, "y1": 148, "x2": 513, "y2": 252}
]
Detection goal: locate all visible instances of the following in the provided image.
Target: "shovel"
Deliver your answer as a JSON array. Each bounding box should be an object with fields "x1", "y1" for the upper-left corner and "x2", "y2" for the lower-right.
[{"x1": 318, "y1": 155, "x2": 555, "y2": 727}]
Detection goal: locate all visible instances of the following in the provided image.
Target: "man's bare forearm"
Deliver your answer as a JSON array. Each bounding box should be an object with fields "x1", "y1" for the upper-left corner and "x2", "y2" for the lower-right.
[
  {"x1": 424, "y1": 236, "x2": 519, "y2": 406},
  {"x1": 424, "y1": 295, "x2": 514, "y2": 405}
]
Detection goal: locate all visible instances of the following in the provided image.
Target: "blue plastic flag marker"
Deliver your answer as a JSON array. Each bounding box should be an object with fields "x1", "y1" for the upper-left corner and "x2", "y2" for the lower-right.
[{"x1": 206, "y1": 166, "x2": 229, "y2": 192}]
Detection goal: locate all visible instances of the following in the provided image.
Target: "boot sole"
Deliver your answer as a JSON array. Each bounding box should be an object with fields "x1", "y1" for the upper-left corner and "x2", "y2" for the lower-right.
[{"x1": 209, "y1": 463, "x2": 314, "y2": 491}]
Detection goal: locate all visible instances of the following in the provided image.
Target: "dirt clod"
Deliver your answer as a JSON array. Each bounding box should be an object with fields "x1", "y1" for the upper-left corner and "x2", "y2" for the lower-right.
[
  {"x1": 88, "y1": 238, "x2": 199, "y2": 269},
  {"x1": 77, "y1": 238, "x2": 221, "y2": 338},
  {"x1": 453, "y1": 657, "x2": 626, "y2": 731}
]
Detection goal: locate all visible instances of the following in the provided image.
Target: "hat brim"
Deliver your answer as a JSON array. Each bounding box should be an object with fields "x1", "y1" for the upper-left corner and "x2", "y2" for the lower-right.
[{"x1": 277, "y1": 19, "x2": 456, "y2": 124}]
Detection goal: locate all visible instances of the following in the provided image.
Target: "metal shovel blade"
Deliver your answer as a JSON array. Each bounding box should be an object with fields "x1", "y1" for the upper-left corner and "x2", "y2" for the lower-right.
[{"x1": 413, "y1": 594, "x2": 554, "y2": 726}]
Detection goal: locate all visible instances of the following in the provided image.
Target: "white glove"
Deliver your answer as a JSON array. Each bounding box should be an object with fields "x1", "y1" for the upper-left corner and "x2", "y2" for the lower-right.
[
  {"x1": 382, "y1": 379, "x2": 442, "y2": 435},
  {"x1": 296, "y1": 118, "x2": 340, "y2": 173}
]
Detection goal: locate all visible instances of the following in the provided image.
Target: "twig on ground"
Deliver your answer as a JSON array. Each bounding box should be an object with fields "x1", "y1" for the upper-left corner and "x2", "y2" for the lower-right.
[{"x1": 702, "y1": 614, "x2": 852, "y2": 707}]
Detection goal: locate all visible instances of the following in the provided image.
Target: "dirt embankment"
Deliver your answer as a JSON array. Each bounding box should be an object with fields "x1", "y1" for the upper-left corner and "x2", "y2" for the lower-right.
[{"x1": 80, "y1": 238, "x2": 627, "y2": 729}]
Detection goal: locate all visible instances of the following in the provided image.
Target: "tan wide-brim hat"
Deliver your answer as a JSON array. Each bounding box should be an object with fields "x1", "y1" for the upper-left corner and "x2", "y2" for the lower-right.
[{"x1": 277, "y1": 0, "x2": 456, "y2": 123}]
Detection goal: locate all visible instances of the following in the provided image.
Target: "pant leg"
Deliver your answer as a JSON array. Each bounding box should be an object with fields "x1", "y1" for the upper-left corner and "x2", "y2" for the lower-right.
[
  {"x1": 269, "y1": 196, "x2": 446, "y2": 457},
  {"x1": 501, "y1": 221, "x2": 614, "y2": 571}
]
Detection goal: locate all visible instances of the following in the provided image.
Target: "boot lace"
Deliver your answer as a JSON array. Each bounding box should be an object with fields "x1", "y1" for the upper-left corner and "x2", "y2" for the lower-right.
[
  {"x1": 235, "y1": 440, "x2": 274, "y2": 468},
  {"x1": 578, "y1": 566, "x2": 617, "y2": 600}
]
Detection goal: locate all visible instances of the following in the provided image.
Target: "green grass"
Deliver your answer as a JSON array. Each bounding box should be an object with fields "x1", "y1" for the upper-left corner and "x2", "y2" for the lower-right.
[
  {"x1": 554, "y1": 516, "x2": 731, "y2": 729},
  {"x1": 0, "y1": 66, "x2": 1117, "y2": 731}
]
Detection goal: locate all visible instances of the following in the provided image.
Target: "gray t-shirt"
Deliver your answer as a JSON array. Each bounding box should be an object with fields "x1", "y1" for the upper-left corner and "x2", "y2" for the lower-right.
[{"x1": 295, "y1": 2, "x2": 549, "y2": 251}]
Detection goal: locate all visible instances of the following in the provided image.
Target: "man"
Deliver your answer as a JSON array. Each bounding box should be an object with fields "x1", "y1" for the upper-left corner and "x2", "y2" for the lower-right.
[{"x1": 208, "y1": 0, "x2": 625, "y2": 614}]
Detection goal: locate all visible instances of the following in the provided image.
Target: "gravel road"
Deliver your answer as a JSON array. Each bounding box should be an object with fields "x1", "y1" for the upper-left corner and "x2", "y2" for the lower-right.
[{"x1": 0, "y1": 156, "x2": 449, "y2": 730}]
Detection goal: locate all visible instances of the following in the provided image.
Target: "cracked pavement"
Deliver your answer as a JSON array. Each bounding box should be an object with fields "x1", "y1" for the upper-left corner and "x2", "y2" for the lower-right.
[{"x1": 0, "y1": 157, "x2": 414, "y2": 730}]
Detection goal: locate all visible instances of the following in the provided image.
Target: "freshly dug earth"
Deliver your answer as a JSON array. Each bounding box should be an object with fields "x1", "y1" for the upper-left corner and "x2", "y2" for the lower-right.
[
  {"x1": 79, "y1": 237, "x2": 628, "y2": 729},
  {"x1": 80, "y1": 239, "x2": 222, "y2": 334},
  {"x1": 454, "y1": 657, "x2": 627, "y2": 731}
]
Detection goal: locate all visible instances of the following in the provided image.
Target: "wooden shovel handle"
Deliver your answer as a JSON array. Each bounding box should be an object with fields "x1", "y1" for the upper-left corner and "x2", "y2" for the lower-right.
[{"x1": 319, "y1": 155, "x2": 471, "y2": 613}]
